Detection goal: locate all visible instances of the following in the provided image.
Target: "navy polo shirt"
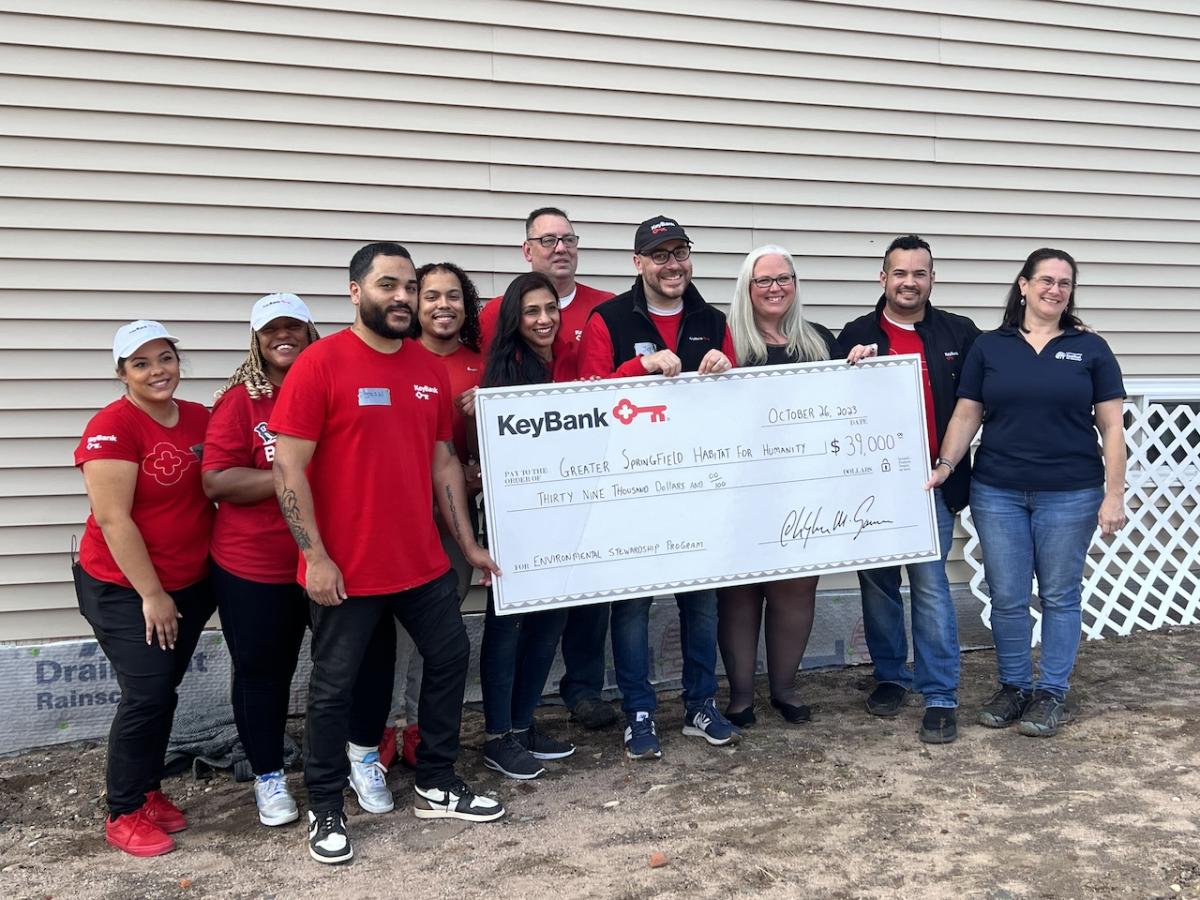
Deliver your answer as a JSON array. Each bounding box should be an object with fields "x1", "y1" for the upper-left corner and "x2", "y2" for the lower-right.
[{"x1": 957, "y1": 326, "x2": 1125, "y2": 491}]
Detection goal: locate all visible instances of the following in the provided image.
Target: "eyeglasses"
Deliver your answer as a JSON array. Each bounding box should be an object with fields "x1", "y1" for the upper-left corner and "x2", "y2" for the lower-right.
[
  {"x1": 528, "y1": 234, "x2": 579, "y2": 249},
  {"x1": 1031, "y1": 275, "x2": 1074, "y2": 292},
  {"x1": 644, "y1": 246, "x2": 691, "y2": 265},
  {"x1": 750, "y1": 274, "x2": 795, "y2": 289}
]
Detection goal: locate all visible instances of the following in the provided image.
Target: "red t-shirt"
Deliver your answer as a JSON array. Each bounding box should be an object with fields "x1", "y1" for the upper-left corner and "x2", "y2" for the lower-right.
[
  {"x1": 268, "y1": 329, "x2": 453, "y2": 596},
  {"x1": 880, "y1": 314, "x2": 940, "y2": 463},
  {"x1": 203, "y1": 385, "x2": 297, "y2": 584},
  {"x1": 425, "y1": 344, "x2": 483, "y2": 460},
  {"x1": 479, "y1": 281, "x2": 613, "y2": 382},
  {"x1": 74, "y1": 397, "x2": 214, "y2": 591},
  {"x1": 577, "y1": 312, "x2": 738, "y2": 379}
]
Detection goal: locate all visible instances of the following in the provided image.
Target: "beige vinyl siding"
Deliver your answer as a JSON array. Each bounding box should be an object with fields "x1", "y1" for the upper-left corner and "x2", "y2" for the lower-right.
[{"x1": 1, "y1": 0, "x2": 1197, "y2": 639}]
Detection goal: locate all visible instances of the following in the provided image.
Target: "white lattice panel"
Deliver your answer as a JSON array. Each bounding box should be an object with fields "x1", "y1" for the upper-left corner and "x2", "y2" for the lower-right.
[{"x1": 962, "y1": 396, "x2": 1200, "y2": 644}]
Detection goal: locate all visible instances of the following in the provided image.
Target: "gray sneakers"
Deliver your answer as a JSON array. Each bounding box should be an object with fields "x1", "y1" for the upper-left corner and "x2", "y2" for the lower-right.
[
  {"x1": 1017, "y1": 690, "x2": 1074, "y2": 737},
  {"x1": 348, "y1": 750, "x2": 394, "y2": 814},
  {"x1": 254, "y1": 770, "x2": 299, "y2": 826}
]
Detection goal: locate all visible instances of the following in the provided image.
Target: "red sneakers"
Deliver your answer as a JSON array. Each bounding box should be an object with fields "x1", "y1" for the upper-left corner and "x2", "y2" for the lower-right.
[
  {"x1": 401, "y1": 723, "x2": 421, "y2": 769},
  {"x1": 142, "y1": 790, "x2": 188, "y2": 833},
  {"x1": 106, "y1": 808, "x2": 175, "y2": 857},
  {"x1": 378, "y1": 725, "x2": 398, "y2": 770}
]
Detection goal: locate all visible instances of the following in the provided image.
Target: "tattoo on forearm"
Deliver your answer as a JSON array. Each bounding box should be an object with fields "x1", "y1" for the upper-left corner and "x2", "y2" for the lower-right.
[
  {"x1": 444, "y1": 484, "x2": 463, "y2": 540},
  {"x1": 279, "y1": 487, "x2": 313, "y2": 550},
  {"x1": 443, "y1": 440, "x2": 457, "y2": 458}
]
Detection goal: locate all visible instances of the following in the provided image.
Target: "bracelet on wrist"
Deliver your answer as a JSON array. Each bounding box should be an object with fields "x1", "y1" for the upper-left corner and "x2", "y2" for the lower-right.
[{"x1": 935, "y1": 457, "x2": 955, "y2": 475}]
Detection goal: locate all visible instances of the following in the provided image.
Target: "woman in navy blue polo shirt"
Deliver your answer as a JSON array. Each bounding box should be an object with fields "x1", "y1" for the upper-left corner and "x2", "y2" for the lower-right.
[{"x1": 927, "y1": 248, "x2": 1126, "y2": 738}]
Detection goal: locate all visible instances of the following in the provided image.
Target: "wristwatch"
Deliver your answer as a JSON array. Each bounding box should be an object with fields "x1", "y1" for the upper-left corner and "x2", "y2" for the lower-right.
[{"x1": 935, "y1": 457, "x2": 955, "y2": 474}]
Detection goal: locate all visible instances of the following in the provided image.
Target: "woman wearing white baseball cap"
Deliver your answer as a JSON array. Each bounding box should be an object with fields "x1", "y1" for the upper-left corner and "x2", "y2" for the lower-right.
[
  {"x1": 202, "y1": 294, "x2": 321, "y2": 828},
  {"x1": 73, "y1": 320, "x2": 216, "y2": 857}
]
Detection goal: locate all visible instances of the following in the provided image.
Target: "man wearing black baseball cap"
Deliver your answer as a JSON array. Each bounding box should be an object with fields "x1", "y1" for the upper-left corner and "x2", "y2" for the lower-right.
[{"x1": 577, "y1": 215, "x2": 739, "y2": 761}]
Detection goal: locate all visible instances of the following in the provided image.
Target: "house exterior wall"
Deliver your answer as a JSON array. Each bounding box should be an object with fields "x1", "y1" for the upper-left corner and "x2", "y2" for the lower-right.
[{"x1": 2, "y1": 0, "x2": 1198, "y2": 638}]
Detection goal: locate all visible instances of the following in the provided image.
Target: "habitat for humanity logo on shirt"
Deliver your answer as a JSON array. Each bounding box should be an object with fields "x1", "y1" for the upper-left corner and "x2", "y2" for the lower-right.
[{"x1": 1054, "y1": 351, "x2": 1083, "y2": 362}]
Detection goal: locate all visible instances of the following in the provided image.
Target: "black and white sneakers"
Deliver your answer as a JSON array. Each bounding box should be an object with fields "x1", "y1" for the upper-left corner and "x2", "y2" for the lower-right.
[
  {"x1": 414, "y1": 779, "x2": 506, "y2": 822},
  {"x1": 307, "y1": 809, "x2": 352, "y2": 865}
]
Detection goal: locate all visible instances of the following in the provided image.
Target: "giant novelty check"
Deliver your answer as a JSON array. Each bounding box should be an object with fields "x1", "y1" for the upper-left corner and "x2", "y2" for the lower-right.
[{"x1": 476, "y1": 354, "x2": 940, "y2": 615}]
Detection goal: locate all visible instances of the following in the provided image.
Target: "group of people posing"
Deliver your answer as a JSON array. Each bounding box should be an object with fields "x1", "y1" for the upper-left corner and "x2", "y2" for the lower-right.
[{"x1": 71, "y1": 208, "x2": 1128, "y2": 865}]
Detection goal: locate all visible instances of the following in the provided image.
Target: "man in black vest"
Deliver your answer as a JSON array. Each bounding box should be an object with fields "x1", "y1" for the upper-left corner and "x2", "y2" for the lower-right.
[
  {"x1": 577, "y1": 215, "x2": 738, "y2": 761},
  {"x1": 838, "y1": 235, "x2": 980, "y2": 744}
]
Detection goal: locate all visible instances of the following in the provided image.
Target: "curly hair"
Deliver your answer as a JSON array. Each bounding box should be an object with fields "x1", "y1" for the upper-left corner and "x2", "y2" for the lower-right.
[
  {"x1": 413, "y1": 261, "x2": 483, "y2": 353},
  {"x1": 216, "y1": 321, "x2": 320, "y2": 401}
]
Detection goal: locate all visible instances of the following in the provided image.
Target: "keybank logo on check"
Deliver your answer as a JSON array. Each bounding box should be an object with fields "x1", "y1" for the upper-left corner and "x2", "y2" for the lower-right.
[
  {"x1": 497, "y1": 407, "x2": 609, "y2": 438},
  {"x1": 497, "y1": 398, "x2": 670, "y2": 437}
]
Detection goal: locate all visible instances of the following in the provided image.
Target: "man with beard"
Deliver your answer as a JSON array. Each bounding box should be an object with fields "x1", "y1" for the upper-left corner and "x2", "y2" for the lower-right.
[
  {"x1": 577, "y1": 215, "x2": 738, "y2": 761},
  {"x1": 838, "y1": 234, "x2": 980, "y2": 744},
  {"x1": 271, "y1": 243, "x2": 504, "y2": 865}
]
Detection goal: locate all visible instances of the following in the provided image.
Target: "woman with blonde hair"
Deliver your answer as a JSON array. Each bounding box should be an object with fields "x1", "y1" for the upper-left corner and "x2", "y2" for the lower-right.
[{"x1": 718, "y1": 246, "x2": 838, "y2": 726}]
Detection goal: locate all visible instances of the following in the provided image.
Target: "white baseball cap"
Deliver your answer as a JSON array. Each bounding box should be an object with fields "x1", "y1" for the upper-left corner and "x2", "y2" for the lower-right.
[
  {"x1": 112, "y1": 320, "x2": 180, "y2": 363},
  {"x1": 251, "y1": 293, "x2": 313, "y2": 332}
]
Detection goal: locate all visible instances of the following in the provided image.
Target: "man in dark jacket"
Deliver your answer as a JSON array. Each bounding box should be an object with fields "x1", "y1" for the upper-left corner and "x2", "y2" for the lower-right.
[
  {"x1": 839, "y1": 235, "x2": 980, "y2": 744},
  {"x1": 577, "y1": 215, "x2": 737, "y2": 761}
]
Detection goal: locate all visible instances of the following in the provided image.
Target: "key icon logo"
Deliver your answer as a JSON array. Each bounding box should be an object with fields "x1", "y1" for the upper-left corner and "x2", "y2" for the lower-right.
[{"x1": 612, "y1": 398, "x2": 668, "y2": 425}]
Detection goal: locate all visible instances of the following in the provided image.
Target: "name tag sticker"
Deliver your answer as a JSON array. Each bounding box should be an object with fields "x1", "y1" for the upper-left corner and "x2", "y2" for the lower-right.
[
  {"x1": 358, "y1": 387, "x2": 392, "y2": 406},
  {"x1": 634, "y1": 342, "x2": 657, "y2": 357}
]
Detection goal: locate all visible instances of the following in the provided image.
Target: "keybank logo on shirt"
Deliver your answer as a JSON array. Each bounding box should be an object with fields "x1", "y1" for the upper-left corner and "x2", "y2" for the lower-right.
[
  {"x1": 498, "y1": 407, "x2": 610, "y2": 438},
  {"x1": 1054, "y1": 351, "x2": 1084, "y2": 362},
  {"x1": 413, "y1": 384, "x2": 440, "y2": 400},
  {"x1": 85, "y1": 433, "x2": 117, "y2": 451}
]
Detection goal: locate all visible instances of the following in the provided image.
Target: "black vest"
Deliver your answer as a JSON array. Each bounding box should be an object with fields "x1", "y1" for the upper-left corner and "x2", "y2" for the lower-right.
[{"x1": 592, "y1": 280, "x2": 728, "y2": 373}]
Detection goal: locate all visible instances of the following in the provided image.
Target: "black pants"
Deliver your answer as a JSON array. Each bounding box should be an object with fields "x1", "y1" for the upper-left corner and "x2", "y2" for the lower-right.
[
  {"x1": 305, "y1": 569, "x2": 468, "y2": 812},
  {"x1": 211, "y1": 561, "x2": 307, "y2": 776},
  {"x1": 74, "y1": 565, "x2": 215, "y2": 817}
]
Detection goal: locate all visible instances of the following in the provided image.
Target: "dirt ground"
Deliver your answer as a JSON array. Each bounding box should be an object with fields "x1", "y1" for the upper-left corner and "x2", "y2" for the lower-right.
[{"x1": 2, "y1": 626, "x2": 1199, "y2": 900}]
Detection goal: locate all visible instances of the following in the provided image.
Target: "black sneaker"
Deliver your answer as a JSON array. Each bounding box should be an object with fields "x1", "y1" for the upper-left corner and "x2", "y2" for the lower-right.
[
  {"x1": 569, "y1": 697, "x2": 619, "y2": 730},
  {"x1": 307, "y1": 809, "x2": 352, "y2": 865},
  {"x1": 977, "y1": 684, "x2": 1032, "y2": 729},
  {"x1": 414, "y1": 779, "x2": 506, "y2": 822},
  {"x1": 514, "y1": 724, "x2": 576, "y2": 760},
  {"x1": 866, "y1": 682, "x2": 908, "y2": 717},
  {"x1": 1017, "y1": 690, "x2": 1074, "y2": 738},
  {"x1": 483, "y1": 733, "x2": 545, "y2": 780},
  {"x1": 919, "y1": 707, "x2": 958, "y2": 744}
]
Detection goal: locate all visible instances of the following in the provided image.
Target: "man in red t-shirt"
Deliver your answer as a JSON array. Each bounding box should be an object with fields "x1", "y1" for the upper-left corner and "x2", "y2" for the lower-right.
[
  {"x1": 270, "y1": 243, "x2": 505, "y2": 865},
  {"x1": 837, "y1": 235, "x2": 980, "y2": 746},
  {"x1": 380, "y1": 260, "x2": 488, "y2": 771},
  {"x1": 576, "y1": 216, "x2": 739, "y2": 763},
  {"x1": 478, "y1": 207, "x2": 614, "y2": 380},
  {"x1": 479, "y1": 207, "x2": 620, "y2": 731}
]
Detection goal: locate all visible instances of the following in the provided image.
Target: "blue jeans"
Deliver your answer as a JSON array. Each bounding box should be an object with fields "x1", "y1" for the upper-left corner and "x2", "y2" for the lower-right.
[
  {"x1": 969, "y1": 480, "x2": 1102, "y2": 698},
  {"x1": 558, "y1": 603, "x2": 612, "y2": 709},
  {"x1": 479, "y1": 596, "x2": 569, "y2": 735},
  {"x1": 609, "y1": 590, "x2": 718, "y2": 717},
  {"x1": 857, "y1": 489, "x2": 959, "y2": 708}
]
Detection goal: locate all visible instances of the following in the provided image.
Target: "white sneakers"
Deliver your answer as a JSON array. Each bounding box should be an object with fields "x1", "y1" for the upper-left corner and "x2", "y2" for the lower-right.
[{"x1": 254, "y1": 770, "x2": 299, "y2": 827}]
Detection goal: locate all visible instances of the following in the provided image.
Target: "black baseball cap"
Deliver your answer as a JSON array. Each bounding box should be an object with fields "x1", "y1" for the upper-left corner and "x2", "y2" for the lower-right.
[{"x1": 634, "y1": 216, "x2": 692, "y2": 254}]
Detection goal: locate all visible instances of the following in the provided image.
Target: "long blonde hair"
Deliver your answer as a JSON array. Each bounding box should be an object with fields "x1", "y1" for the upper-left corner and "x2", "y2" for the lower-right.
[
  {"x1": 729, "y1": 245, "x2": 829, "y2": 365},
  {"x1": 216, "y1": 322, "x2": 320, "y2": 401}
]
